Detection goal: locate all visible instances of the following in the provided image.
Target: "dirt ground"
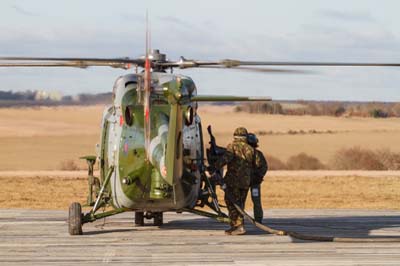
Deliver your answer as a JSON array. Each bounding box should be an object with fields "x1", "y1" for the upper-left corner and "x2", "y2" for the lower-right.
[
  {"x1": 200, "y1": 105, "x2": 400, "y2": 163},
  {"x1": 2, "y1": 171, "x2": 400, "y2": 210},
  {"x1": 1, "y1": 105, "x2": 400, "y2": 170},
  {"x1": 1, "y1": 105, "x2": 400, "y2": 211}
]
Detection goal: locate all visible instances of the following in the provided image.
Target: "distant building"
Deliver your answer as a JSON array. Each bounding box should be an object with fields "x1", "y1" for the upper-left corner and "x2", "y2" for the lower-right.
[{"x1": 34, "y1": 90, "x2": 62, "y2": 101}]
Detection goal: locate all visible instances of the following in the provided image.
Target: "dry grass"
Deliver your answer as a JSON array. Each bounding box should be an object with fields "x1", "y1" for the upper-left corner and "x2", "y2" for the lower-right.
[
  {"x1": 199, "y1": 105, "x2": 400, "y2": 164},
  {"x1": 2, "y1": 172, "x2": 400, "y2": 210},
  {"x1": 260, "y1": 174, "x2": 400, "y2": 209},
  {"x1": 1, "y1": 104, "x2": 400, "y2": 170},
  {"x1": 59, "y1": 159, "x2": 82, "y2": 171},
  {"x1": 286, "y1": 153, "x2": 325, "y2": 170},
  {"x1": 237, "y1": 101, "x2": 400, "y2": 117},
  {"x1": 265, "y1": 155, "x2": 287, "y2": 170},
  {"x1": 331, "y1": 147, "x2": 384, "y2": 170},
  {"x1": 1, "y1": 105, "x2": 399, "y2": 211},
  {"x1": 0, "y1": 176, "x2": 87, "y2": 209},
  {"x1": 331, "y1": 147, "x2": 400, "y2": 170},
  {"x1": 0, "y1": 135, "x2": 98, "y2": 170},
  {"x1": 0, "y1": 105, "x2": 102, "y2": 170},
  {"x1": 0, "y1": 105, "x2": 102, "y2": 137},
  {"x1": 378, "y1": 149, "x2": 400, "y2": 170}
]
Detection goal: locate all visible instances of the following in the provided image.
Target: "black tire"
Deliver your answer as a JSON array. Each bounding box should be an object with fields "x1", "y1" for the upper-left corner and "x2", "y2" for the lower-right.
[
  {"x1": 69, "y1": 202, "x2": 82, "y2": 235},
  {"x1": 135, "y1": 211, "x2": 144, "y2": 226},
  {"x1": 154, "y1": 212, "x2": 163, "y2": 226}
]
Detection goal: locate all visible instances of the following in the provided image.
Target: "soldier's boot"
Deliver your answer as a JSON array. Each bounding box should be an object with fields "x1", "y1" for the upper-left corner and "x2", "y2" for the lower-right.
[
  {"x1": 230, "y1": 225, "x2": 246, "y2": 236},
  {"x1": 224, "y1": 226, "x2": 237, "y2": 235}
]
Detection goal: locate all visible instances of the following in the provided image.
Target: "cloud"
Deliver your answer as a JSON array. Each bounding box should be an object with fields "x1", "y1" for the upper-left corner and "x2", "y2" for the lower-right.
[
  {"x1": 119, "y1": 12, "x2": 146, "y2": 24},
  {"x1": 294, "y1": 22, "x2": 400, "y2": 61},
  {"x1": 319, "y1": 9, "x2": 375, "y2": 23},
  {"x1": 157, "y1": 15, "x2": 196, "y2": 30},
  {"x1": 11, "y1": 4, "x2": 39, "y2": 17},
  {"x1": 1, "y1": 7, "x2": 399, "y2": 101}
]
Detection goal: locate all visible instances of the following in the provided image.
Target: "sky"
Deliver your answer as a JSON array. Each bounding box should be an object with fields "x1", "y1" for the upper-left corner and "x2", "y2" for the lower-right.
[{"x1": 1, "y1": 0, "x2": 400, "y2": 101}]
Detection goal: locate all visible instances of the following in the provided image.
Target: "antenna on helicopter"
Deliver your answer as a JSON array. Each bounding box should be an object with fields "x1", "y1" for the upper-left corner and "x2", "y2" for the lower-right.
[{"x1": 144, "y1": 11, "x2": 152, "y2": 162}]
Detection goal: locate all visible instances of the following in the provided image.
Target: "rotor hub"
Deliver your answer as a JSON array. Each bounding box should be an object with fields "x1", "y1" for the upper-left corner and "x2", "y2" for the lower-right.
[{"x1": 149, "y1": 49, "x2": 167, "y2": 63}]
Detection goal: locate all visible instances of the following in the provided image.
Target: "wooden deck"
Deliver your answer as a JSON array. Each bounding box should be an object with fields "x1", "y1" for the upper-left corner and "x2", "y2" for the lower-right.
[{"x1": 1, "y1": 209, "x2": 400, "y2": 265}]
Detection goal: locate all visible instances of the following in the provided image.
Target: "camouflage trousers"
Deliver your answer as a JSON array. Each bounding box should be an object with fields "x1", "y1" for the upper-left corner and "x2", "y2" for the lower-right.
[
  {"x1": 250, "y1": 184, "x2": 263, "y2": 223},
  {"x1": 224, "y1": 186, "x2": 249, "y2": 227}
]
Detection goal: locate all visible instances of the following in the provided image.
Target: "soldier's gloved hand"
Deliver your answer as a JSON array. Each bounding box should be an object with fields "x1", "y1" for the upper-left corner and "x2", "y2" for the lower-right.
[
  {"x1": 210, "y1": 172, "x2": 225, "y2": 186},
  {"x1": 206, "y1": 165, "x2": 216, "y2": 173},
  {"x1": 220, "y1": 183, "x2": 227, "y2": 191}
]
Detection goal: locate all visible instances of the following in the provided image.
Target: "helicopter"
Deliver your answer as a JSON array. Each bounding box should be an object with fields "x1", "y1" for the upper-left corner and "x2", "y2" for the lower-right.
[
  {"x1": 0, "y1": 47, "x2": 277, "y2": 235},
  {"x1": 2, "y1": 41, "x2": 400, "y2": 236}
]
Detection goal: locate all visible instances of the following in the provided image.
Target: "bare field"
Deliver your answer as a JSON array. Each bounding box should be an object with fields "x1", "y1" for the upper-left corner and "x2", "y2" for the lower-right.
[
  {"x1": 200, "y1": 106, "x2": 400, "y2": 163},
  {"x1": 1, "y1": 171, "x2": 400, "y2": 210},
  {"x1": 0, "y1": 106, "x2": 102, "y2": 170},
  {"x1": 1, "y1": 104, "x2": 400, "y2": 170}
]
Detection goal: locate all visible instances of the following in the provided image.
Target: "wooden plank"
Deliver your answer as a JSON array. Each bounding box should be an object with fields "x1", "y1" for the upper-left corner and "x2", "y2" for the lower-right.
[{"x1": 0, "y1": 209, "x2": 400, "y2": 265}]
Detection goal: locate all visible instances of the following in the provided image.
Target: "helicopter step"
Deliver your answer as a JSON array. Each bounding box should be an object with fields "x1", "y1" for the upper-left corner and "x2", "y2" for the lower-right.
[
  {"x1": 80, "y1": 156, "x2": 100, "y2": 207},
  {"x1": 135, "y1": 211, "x2": 164, "y2": 226}
]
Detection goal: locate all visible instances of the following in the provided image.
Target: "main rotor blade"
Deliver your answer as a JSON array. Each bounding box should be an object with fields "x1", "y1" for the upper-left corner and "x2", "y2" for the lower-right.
[
  {"x1": 158, "y1": 58, "x2": 400, "y2": 69},
  {"x1": 0, "y1": 61, "x2": 134, "y2": 69},
  {"x1": 0, "y1": 62, "x2": 90, "y2": 68},
  {"x1": 198, "y1": 65, "x2": 309, "y2": 74},
  {"x1": 0, "y1": 56, "x2": 144, "y2": 70},
  {"x1": 0, "y1": 56, "x2": 143, "y2": 64},
  {"x1": 3, "y1": 55, "x2": 400, "y2": 71},
  {"x1": 218, "y1": 60, "x2": 400, "y2": 67}
]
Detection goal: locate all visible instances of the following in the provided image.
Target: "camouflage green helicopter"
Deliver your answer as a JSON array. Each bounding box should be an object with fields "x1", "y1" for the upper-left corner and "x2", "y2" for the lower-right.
[
  {"x1": 0, "y1": 48, "x2": 276, "y2": 235},
  {"x1": 2, "y1": 44, "x2": 400, "y2": 235}
]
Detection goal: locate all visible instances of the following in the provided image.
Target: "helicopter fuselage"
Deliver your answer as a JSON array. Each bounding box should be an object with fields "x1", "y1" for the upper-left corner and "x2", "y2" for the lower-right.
[{"x1": 98, "y1": 72, "x2": 204, "y2": 212}]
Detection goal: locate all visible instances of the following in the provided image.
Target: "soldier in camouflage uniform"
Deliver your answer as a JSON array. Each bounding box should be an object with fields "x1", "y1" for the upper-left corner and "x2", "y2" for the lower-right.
[
  {"x1": 247, "y1": 133, "x2": 268, "y2": 224},
  {"x1": 215, "y1": 127, "x2": 255, "y2": 235}
]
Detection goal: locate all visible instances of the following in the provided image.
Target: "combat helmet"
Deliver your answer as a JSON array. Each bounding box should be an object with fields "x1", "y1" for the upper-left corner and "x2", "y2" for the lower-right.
[
  {"x1": 247, "y1": 133, "x2": 259, "y2": 148},
  {"x1": 234, "y1": 127, "x2": 248, "y2": 139}
]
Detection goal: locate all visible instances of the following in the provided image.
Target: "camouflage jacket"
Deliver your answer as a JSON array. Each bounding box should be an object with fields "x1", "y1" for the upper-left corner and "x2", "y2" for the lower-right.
[
  {"x1": 251, "y1": 149, "x2": 268, "y2": 186},
  {"x1": 215, "y1": 137, "x2": 255, "y2": 189}
]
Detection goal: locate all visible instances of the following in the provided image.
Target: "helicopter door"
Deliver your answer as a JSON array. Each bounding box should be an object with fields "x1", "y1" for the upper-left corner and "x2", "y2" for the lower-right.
[{"x1": 182, "y1": 114, "x2": 202, "y2": 170}]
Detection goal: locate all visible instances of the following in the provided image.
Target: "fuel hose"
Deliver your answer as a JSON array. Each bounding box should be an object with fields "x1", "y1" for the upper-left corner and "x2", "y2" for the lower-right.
[
  {"x1": 210, "y1": 171, "x2": 400, "y2": 242},
  {"x1": 229, "y1": 196, "x2": 400, "y2": 243}
]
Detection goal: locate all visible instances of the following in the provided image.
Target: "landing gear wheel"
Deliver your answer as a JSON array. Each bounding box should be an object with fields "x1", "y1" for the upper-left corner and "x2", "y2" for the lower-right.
[
  {"x1": 68, "y1": 202, "x2": 82, "y2": 235},
  {"x1": 135, "y1": 211, "x2": 144, "y2": 226},
  {"x1": 154, "y1": 212, "x2": 163, "y2": 226}
]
